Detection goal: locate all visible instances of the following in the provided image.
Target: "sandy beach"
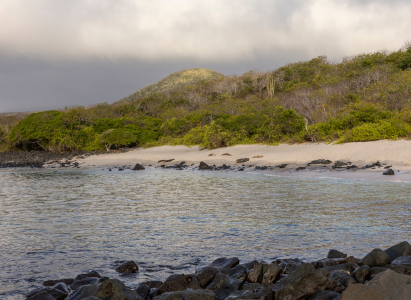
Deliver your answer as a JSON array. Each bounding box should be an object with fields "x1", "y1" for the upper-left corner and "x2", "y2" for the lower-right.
[{"x1": 62, "y1": 140, "x2": 411, "y2": 182}]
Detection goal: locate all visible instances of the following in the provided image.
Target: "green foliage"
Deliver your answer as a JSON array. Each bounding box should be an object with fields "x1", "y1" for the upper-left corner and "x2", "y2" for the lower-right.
[
  {"x1": 399, "y1": 47, "x2": 411, "y2": 70},
  {"x1": 100, "y1": 129, "x2": 137, "y2": 151},
  {"x1": 343, "y1": 120, "x2": 411, "y2": 142},
  {"x1": 4, "y1": 44, "x2": 411, "y2": 153},
  {"x1": 9, "y1": 111, "x2": 71, "y2": 151}
]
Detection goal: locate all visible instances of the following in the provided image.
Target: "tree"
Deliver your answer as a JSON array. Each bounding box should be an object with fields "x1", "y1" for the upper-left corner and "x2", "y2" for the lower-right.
[{"x1": 100, "y1": 129, "x2": 136, "y2": 152}]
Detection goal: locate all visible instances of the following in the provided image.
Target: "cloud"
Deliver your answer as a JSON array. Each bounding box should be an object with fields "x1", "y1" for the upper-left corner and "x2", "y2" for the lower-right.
[{"x1": 0, "y1": 0, "x2": 410, "y2": 62}]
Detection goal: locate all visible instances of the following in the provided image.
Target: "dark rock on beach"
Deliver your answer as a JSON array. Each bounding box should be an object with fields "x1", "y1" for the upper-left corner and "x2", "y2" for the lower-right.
[
  {"x1": 236, "y1": 158, "x2": 249, "y2": 163},
  {"x1": 308, "y1": 159, "x2": 332, "y2": 165},
  {"x1": 383, "y1": 168, "x2": 395, "y2": 175},
  {"x1": 277, "y1": 164, "x2": 287, "y2": 168},
  {"x1": 132, "y1": 164, "x2": 145, "y2": 171},
  {"x1": 199, "y1": 161, "x2": 212, "y2": 170}
]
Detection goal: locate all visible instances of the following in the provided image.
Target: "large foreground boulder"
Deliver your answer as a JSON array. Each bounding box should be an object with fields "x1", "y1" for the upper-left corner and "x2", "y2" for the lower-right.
[
  {"x1": 273, "y1": 263, "x2": 335, "y2": 300},
  {"x1": 341, "y1": 269, "x2": 411, "y2": 300},
  {"x1": 247, "y1": 262, "x2": 281, "y2": 284},
  {"x1": 157, "y1": 274, "x2": 200, "y2": 295},
  {"x1": 359, "y1": 248, "x2": 390, "y2": 268},
  {"x1": 384, "y1": 241, "x2": 411, "y2": 262},
  {"x1": 198, "y1": 266, "x2": 219, "y2": 288},
  {"x1": 94, "y1": 279, "x2": 144, "y2": 300},
  {"x1": 153, "y1": 288, "x2": 216, "y2": 300}
]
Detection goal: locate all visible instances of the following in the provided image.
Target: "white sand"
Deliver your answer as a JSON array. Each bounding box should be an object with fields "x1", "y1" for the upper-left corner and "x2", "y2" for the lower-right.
[{"x1": 76, "y1": 139, "x2": 411, "y2": 169}]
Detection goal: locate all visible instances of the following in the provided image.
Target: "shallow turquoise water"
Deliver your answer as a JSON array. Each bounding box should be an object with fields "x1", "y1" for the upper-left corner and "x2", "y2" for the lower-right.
[{"x1": 0, "y1": 168, "x2": 410, "y2": 298}]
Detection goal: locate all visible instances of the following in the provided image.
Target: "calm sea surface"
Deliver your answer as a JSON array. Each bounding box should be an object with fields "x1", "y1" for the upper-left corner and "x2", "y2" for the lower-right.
[{"x1": 1, "y1": 168, "x2": 411, "y2": 299}]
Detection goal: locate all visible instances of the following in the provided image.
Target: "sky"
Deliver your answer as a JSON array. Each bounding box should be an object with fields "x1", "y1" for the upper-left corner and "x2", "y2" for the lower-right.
[{"x1": 0, "y1": 0, "x2": 410, "y2": 112}]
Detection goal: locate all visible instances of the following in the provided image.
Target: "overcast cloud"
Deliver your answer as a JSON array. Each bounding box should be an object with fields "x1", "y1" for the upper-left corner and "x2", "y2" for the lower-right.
[{"x1": 0, "y1": 0, "x2": 410, "y2": 112}]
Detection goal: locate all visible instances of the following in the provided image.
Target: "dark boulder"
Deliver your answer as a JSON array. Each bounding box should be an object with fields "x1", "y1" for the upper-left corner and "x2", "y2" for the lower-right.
[
  {"x1": 327, "y1": 249, "x2": 347, "y2": 259},
  {"x1": 157, "y1": 274, "x2": 200, "y2": 295},
  {"x1": 66, "y1": 283, "x2": 100, "y2": 300},
  {"x1": 132, "y1": 164, "x2": 145, "y2": 171},
  {"x1": 333, "y1": 161, "x2": 348, "y2": 168},
  {"x1": 341, "y1": 275, "x2": 357, "y2": 288},
  {"x1": 353, "y1": 265, "x2": 370, "y2": 283},
  {"x1": 341, "y1": 269, "x2": 411, "y2": 300},
  {"x1": 153, "y1": 288, "x2": 216, "y2": 300},
  {"x1": 236, "y1": 158, "x2": 249, "y2": 163},
  {"x1": 308, "y1": 159, "x2": 332, "y2": 165},
  {"x1": 220, "y1": 265, "x2": 247, "y2": 282},
  {"x1": 273, "y1": 263, "x2": 335, "y2": 300},
  {"x1": 198, "y1": 266, "x2": 219, "y2": 288},
  {"x1": 199, "y1": 161, "x2": 211, "y2": 170},
  {"x1": 136, "y1": 284, "x2": 150, "y2": 299},
  {"x1": 390, "y1": 256, "x2": 411, "y2": 275},
  {"x1": 384, "y1": 241, "x2": 411, "y2": 262},
  {"x1": 359, "y1": 248, "x2": 390, "y2": 268},
  {"x1": 277, "y1": 164, "x2": 287, "y2": 168},
  {"x1": 383, "y1": 168, "x2": 394, "y2": 175},
  {"x1": 247, "y1": 262, "x2": 281, "y2": 284},
  {"x1": 206, "y1": 273, "x2": 242, "y2": 300},
  {"x1": 94, "y1": 279, "x2": 143, "y2": 300},
  {"x1": 209, "y1": 257, "x2": 239, "y2": 271},
  {"x1": 116, "y1": 261, "x2": 139, "y2": 274}
]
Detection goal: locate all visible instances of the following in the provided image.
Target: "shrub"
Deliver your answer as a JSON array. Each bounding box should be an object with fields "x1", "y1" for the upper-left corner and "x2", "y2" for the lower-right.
[{"x1": 100, "y1": 129, "x2": 137, "y2": 151}]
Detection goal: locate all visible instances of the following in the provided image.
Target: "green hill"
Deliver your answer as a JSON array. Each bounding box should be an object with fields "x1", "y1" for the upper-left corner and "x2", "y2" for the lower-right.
[{"x1": 114, "y1": 68, "x2": 224, "y2": 104}]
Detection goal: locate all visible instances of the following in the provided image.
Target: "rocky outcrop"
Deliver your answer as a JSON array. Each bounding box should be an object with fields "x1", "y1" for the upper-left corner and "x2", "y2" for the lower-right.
[
  {"x1": 341, "y1": 269, "x2": 411, "y2": 300},
  {"x1": 206, "y1": 273, "x2": 242, "y2": 300},
  {"x1": 94, "y1": 279, "x2": 143, "y2": 300},
  {"x1": 132, "y1": 164, "x2": 145, "y2": 170},
  {"x1": 116, "y1": 261, "x2": 139, "y2": 274},
  {"x1": 157, "y1": 274, "x2": 200, "y2": 295},
  {"x1": 359, "y1": 248, "x2": 390, "y2": 268},
  {"x1": 199, "y1": 161, "x2": 212, "y2": 170},
  {"x1": 384, "y1": 241, "x2": 411, "y2": 262}
]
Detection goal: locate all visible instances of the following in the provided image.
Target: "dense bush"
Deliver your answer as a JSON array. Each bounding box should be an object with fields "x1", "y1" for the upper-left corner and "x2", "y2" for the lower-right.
[{"x1": 3, "y1": 44, "x2": 411, "y2": 152}]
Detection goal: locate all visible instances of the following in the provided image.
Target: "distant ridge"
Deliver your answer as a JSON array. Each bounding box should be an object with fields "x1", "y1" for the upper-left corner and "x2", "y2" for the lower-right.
[{"x1": 114, "y1": 68, "x2": 224, "y2": 104}]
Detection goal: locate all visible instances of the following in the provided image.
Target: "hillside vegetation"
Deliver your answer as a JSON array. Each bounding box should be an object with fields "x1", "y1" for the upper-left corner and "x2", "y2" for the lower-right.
[
  {"x1": 114, "y1": 68, "x2": 224, "y2": 104},
  {"x1": 2, "y1": 44, "x2": 411, "y2": 152}
]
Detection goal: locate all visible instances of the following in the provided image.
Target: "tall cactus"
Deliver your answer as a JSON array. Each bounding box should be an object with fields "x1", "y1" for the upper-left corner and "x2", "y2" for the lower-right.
[{"x1": 267, "y1": 75, "x2": 275, "y2": 98}]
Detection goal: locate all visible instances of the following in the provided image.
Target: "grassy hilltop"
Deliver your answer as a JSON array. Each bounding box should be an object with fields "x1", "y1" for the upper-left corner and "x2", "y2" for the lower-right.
[
  {"x1": 1, "y1": 44, "x2": 411, "y2": 152},
  {"x1": 114, "y1": 68, "x2": 224, "y2": 104}
]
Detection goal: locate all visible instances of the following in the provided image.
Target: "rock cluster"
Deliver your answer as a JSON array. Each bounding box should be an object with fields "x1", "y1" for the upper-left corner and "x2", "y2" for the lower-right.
[{"x1": 24, "y1": 241, "x2": 411, "y2": 300}]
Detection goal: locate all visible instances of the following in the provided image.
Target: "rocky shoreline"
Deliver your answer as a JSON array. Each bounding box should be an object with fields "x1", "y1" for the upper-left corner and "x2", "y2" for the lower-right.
[
  {"x1": 0, "y1": 151, "x2": 101, "y2": 168},
  {"x1": 0, "y1": 150, "x2": 400, "y2": 176},
  {"x1": 24, "y1": 241, "x2": 411, "y2": 300}
]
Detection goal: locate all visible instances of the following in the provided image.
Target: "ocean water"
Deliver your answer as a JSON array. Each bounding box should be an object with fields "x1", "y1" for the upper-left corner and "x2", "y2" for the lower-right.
[{"x1": 1, "y1": 168, "x2": 411, "y2": 299}]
